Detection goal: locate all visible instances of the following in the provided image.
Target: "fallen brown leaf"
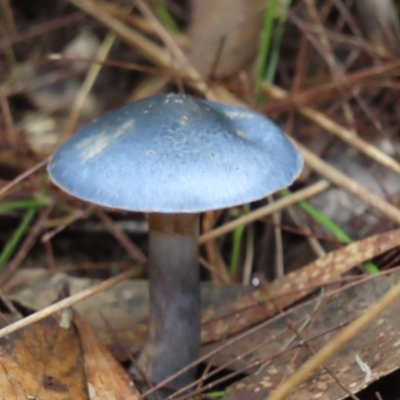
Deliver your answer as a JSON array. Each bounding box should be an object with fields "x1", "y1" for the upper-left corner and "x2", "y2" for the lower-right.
[
  {"x1": 74, "y1": 312, "x2": 141, "y2": 400},
  {"x1": 0, "y1": 311, "x2": 88, "y2": 399}
]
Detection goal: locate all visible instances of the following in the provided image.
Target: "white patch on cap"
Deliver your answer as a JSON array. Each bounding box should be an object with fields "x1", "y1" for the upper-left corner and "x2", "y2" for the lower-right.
[
  {"x1": 223, "y1": 110, "x2": 254, "y2": 120},
  {"x1": 77, "y1": 120, "x2": 134, "y2": 163},
  {"x1": 235, "y1": 130, "x2": 246, "y2": 138}
]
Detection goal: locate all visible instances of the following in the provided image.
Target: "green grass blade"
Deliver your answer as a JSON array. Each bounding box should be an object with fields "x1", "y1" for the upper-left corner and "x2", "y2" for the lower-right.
[
  {"x1": 0, "y1": 208, "x2": 36, "y2": 268},
  {"x1": 357, "y1": 261, "x2": 378, "y2": 274},
  {"x1": 280, "y1": 189, "x2": 379, "y2": 274},
  {"x1": 290, "y1": 195, "x2": 351, "y2": 243},
  {"x1": 230, "y1": 223, "x2": 245, "y2": 277},
  {"x1": 256, "y1": 0, "x2": 278, "y2": 98},
  {"x1": 205, "y1": 391, "x2": 225, "y2": 398},
  {"x1": 151, "y1": 0, "x2": 179, "y2": 33},
  {"x1": 0, "y1": 199, "x2": 48, "y2": 213},
  {"x1": 264, "y1": 0, "x2": 291, "y2": 82},
  {"x1": 230, "y1": 204, "x2": 250, "y2": 277}
]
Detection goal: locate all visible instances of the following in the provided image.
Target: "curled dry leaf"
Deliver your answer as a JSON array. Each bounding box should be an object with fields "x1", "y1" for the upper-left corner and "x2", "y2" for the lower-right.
[
  {"x1": 187, "y1": 0, "x2": 265, "y2": 78},
  {"x1": 73, "y1": 312, "x2": 140, "y2": 400}
]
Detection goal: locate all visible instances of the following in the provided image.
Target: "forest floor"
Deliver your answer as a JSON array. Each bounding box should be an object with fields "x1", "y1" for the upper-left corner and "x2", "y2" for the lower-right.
[{"x1": 1, "y1": 1, "x2": 400, "y2": 399}]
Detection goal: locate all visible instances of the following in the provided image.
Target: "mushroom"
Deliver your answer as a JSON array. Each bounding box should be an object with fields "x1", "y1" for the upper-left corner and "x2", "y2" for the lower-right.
[{"x1": 48, "y1": 93, "x2": 302, "y2": 391}]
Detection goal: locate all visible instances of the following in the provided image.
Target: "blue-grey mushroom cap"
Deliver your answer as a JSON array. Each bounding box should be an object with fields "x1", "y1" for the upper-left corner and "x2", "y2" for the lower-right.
[{"x1": 48, "y1": 94, "x2": 303, "y2": 213}]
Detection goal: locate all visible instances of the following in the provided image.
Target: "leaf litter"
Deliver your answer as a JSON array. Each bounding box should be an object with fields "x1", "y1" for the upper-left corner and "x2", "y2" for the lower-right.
[
  {"x1": 6, "y1": 229, "x2": 400, "y2": 399},
  {"x1": 0, "y1": 306, "x2": 140, "y2": 399}
]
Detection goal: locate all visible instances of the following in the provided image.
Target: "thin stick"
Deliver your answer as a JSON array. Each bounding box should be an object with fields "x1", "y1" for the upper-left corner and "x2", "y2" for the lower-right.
[
  {"x1": 262, "y1": 60, "x2": 400, "y2": 113},
  {"x1": 0, "y1": 158, "x2": 48, "y2": 198},
  {"x1": 0, "y1": 268, "x2": 139, "y2": 339},
  {"x1": 132, "y1": 0, "x2": 211, "y2": 97},
  {"x1": 0, "y1": 0, "x2": 16, "y2": 67},
  {"x1": 68, "y1": 0, "x2": 213, "y2": 98},
  {"x1": 268, "y1": 270, "x2": 400, "y2": 400},
  {"x1": 263, "y1": 82, "x2": 400, "y2": 177},
  {"x1": 297, "y1": 142, "x2": 400, "y2": 225},
  {"x1": 270, "y1": 196, "x2": 284, "y2": 278},
  {"x1": 0, "y1": 86, "x2": 17, "y2": 147},
  {"x1": 199, "y1": 180, "x2": 330, "y2": 244},
  {"x1": 96, "y1": 208, "x2": 147, "y2": 264},
  {"x1": 287, "y1": 205, "x2": 326, "y2": 258},
  {"x1": 42, "y1": 205, "x2": 95, "y2": 242},
  {"x1": 63, "y1": 32, "x2": 116, "y2": 139},
  {"x1": 68, "y1": 0, "x2": 172, "y2": 70},
  {"x1": 0, "y1": 12, "x2": 83, "y2": 50}
]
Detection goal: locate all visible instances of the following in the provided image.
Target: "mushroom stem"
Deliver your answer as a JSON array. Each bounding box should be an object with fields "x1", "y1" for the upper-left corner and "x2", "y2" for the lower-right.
[{"x1": 139, "y1": 212, "x2": 200, "y2": 388}]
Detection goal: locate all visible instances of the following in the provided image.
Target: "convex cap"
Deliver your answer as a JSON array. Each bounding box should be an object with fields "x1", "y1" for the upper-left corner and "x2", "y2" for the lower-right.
[{"x1": 48, "y1": 93, "x2": 303, "y2": 212}]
